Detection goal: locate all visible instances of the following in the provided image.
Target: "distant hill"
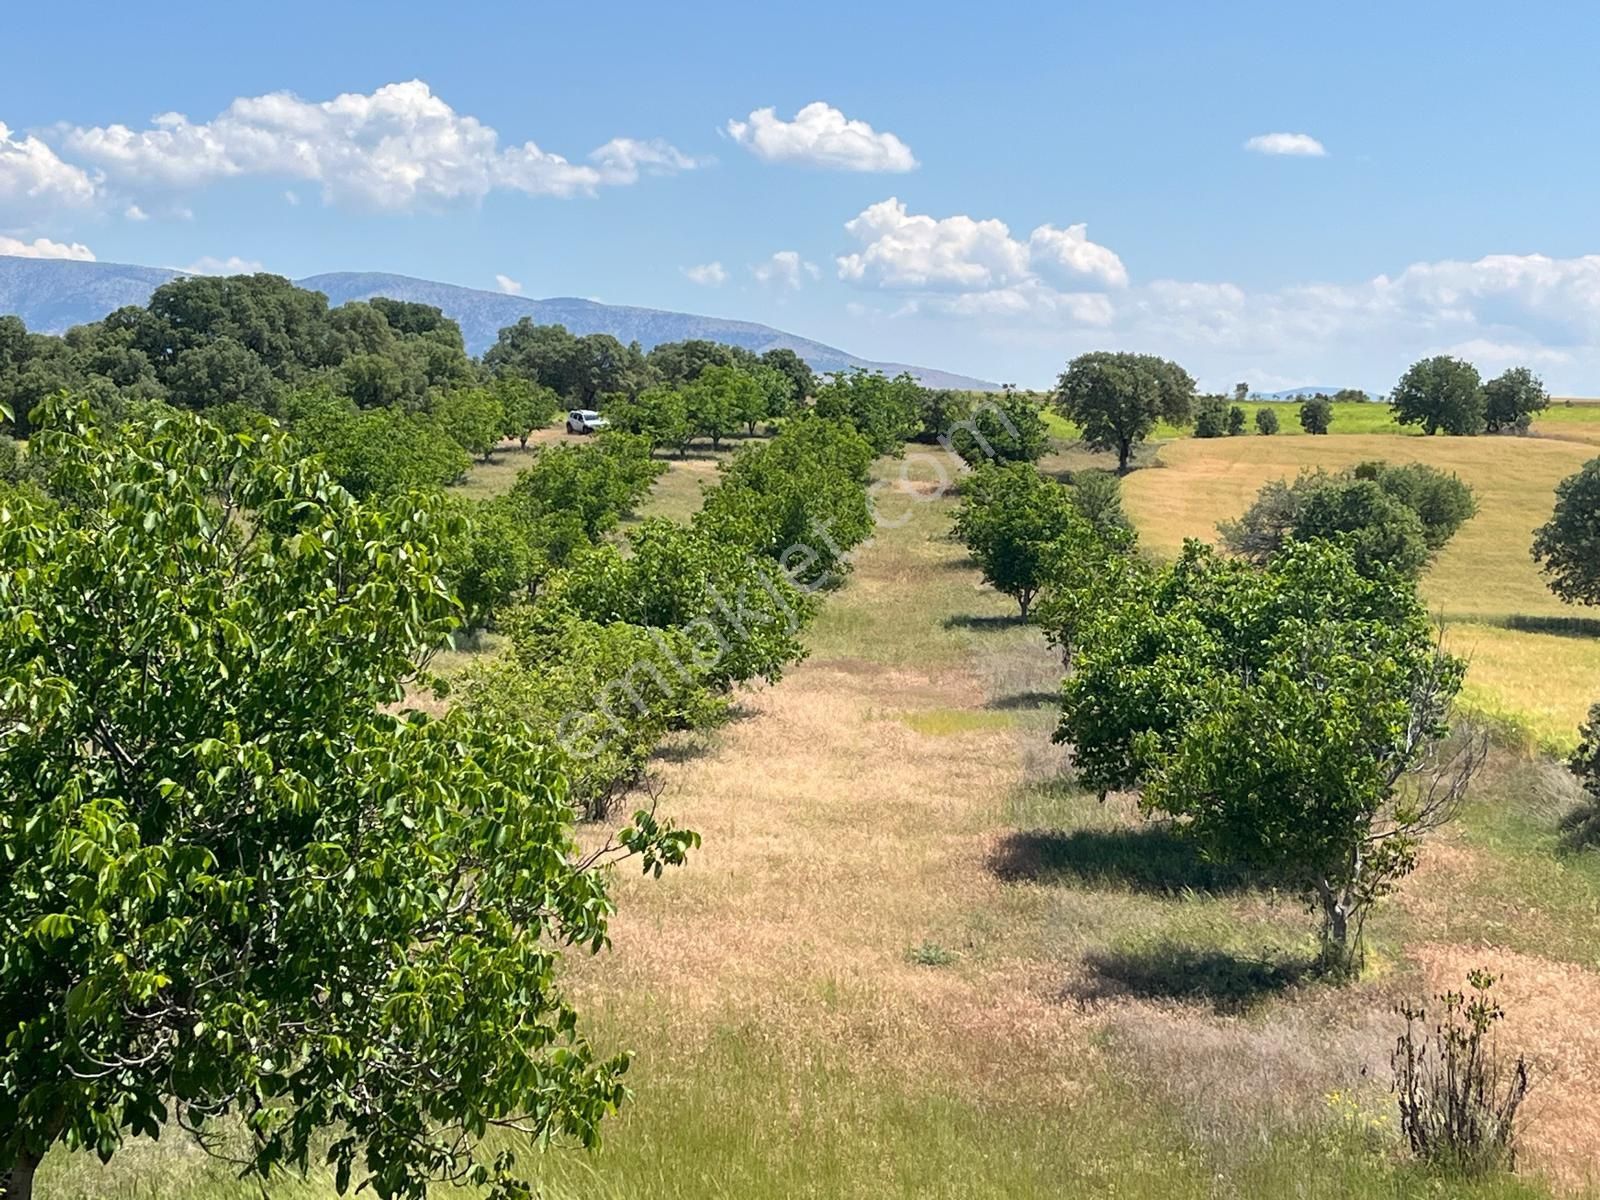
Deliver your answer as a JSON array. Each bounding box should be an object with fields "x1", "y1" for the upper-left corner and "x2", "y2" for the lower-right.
[{"x1": 0, "y1": 255, "x2": 997, "y2": 391}]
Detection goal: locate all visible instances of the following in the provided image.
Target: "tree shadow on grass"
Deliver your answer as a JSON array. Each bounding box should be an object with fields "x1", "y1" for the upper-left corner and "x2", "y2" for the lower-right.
[
  {"x1": 942, "y1": 613, "x2": 1027, "y2": 631},
  {"x1": 988, "y1": 825, "x2": 1252, "y2": 894},
  {"x1": 1076, "y1": 944, "x2": 1316, "y2": 1014},
  {"x1": 985, "y1": 690, "x2": 1059, "y2": 712},
  {"x1": 1496, "y1": 613, "x2": 1600, "y2": 639}
]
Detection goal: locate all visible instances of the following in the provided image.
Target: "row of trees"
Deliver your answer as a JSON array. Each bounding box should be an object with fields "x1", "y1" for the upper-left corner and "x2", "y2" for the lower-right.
[
  {"x1": 461, "y1": 413, "x2": 876, "y2": 819},
  {"x1": 0, "y1": 380, "x2": 882, "y2": 1197}
]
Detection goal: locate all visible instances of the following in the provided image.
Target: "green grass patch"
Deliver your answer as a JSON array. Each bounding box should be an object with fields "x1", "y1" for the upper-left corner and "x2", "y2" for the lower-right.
[{"x1": 899, "y1": 708, "x2": 1016, "y2": 736}]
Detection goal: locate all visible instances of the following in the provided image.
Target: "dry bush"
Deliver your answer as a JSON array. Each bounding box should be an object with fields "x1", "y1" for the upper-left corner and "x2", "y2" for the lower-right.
[{"x1": 1393, "y1": 969, "x2": 1531, "y2": 1174}]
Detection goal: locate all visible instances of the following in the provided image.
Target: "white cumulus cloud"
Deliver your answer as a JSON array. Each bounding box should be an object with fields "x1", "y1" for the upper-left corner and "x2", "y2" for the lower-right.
[
  {"x1": 495, "y1": 273, "x2": 523, "y2": 294},
  {"x1": 182, "y1": 255, "x2": 264, "y2": 275},
  {"x1": 0, "y1": 122, "x2": 99, "y2": 220},
  {"x1": 752, "y1": 250, "x2": 819, "y2": 290},
  {"x1": 61, "y1": 80, "x2": 699, "y2": 210},
  {"x1": 0, "y1": 235, "x2": 95, "y2": 260},
  {"x1": 726, "y1": 102, "x2": 916, "y2": 172},
  {"x1": 683, "y1": 261, "x2": 728, "y2": 286},
  {"x1": 1244, "y1": 132, "x2": 1327, "y2": 157},
  {"x1": 834, "y1": 197, "x2": 1127, "y2": 324}
]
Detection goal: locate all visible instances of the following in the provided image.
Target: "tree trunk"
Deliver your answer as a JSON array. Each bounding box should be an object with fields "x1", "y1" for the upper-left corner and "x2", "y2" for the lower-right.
[
  {"x1": 2, "y1": 1150, "x2": 38, "y2": 1200},
  {"x1": 1315, "y1": 881, "x2": 1362, "y2": 976}
]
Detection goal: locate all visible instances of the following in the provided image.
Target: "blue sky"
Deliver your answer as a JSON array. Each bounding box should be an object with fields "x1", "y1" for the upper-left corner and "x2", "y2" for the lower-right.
[{"x1": 4, "y1": 0, "x2": 1600, "y2": 391}]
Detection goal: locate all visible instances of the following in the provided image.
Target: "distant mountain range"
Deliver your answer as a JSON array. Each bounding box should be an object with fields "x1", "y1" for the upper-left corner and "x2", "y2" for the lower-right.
[{"x1": 0, "y1": 255, "x2": 997, "y2": 391}]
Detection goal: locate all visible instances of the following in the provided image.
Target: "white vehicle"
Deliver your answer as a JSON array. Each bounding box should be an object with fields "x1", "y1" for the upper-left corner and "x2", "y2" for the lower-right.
[{"x1": 566, "y1": 409, "x2": 609, "y2": 435}]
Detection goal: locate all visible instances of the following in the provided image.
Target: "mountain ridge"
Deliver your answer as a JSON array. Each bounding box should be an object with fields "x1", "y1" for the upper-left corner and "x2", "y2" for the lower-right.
[{"x1": 0, "y1": 255, "x2": 997, "y2": 391}]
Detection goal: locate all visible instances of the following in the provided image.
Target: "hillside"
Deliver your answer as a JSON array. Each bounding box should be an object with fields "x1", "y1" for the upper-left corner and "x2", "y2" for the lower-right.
[{"x1": 0, "y1": 255, "x2": 996, "y2": 390}]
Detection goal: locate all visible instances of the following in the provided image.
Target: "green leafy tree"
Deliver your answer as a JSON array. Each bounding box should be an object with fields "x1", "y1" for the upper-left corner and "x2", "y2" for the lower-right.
[
  {"x1": 1332, "y1": 388, "x2": 1370, "y2": 405},
  {"x1": 1226, "y1": 405, "x2": 1247, "y2": 436},
  {"x1": 1299, "y1": 395, "x2": 1334, "y2": 434},
  {"x1": 758, "y1": 348, "x2": 816, "y2": 402},
  {"x1": 1533, "y1": 456, "x2": 1600, "y2": 605},
  {"x1": 541, "y1": 519, "x2": 815, "y2": 690},
  {"x1": 914, "y1": 388, "x2": 973, "y2": 444},
  {"x1": 1053, "y1": 351, "x2": 1195, "y2": 471},
  {"x1": 812, "y1": 369, "x2": 922, "y2": 454},
  {"x1": 1193, "y1": 395, "x2": 1230, "y2": 438},
  {"x1": 952, "y1": 462, "x2": 1076, "y2": 618},
  {"x1": 683, "y1": 364, "x2": 753, "y2": 450},
  {"x1": 605, "y1": 386, "x2": 693, "y2": 456},
  {"x1": 1255, "y1": 407, "x2": 1280, "y2": 435},
  {"x1": 748, "y1": 363, "x2": 797, "y2": 427},
  {"x1": 0, "y1": 400, "x2": 695, "y2": 1199},
  {"x1": 434, "y1": 386, "x2": 506, "y2": 461},
  {"x1": 288, "y1": 389, "x2": 469, "y2": 499},
  {"x1": 1391, "y1": 356, "x2": 1485, "y2": 435},
  {"x1": 335, "y1": 351, "x2": 420, "y2": 410},
  {"x1": 165, "y1": 338, "x2": 282, "y2": 413},
  {"x1": 494, "y1": 374, "x2": 561, "y2": 447},
  {"x1": 438, "y1": 495, "x2": 539, "y2": 635},
  {"x1": 462, "y1": 612, "x2": 724, "y2": 821},
  {"x1": 644, "y1": 339, "x2": 735, "y2": 388},
  {"x1": 1057, "y1": 539, "x2": 1477, "y2": 971},
  {"x1": 694, "y1": 415, "x2": 874, "y2": 588},
  {"x1": 946, "y1": 388, "x2": 1050, "y2": 464},
  {"x1": 1234, "y1": 382, "x2": 1250, "y2": 403},
  {"x1": 1482, "y1": 367, "x2": 1549, "y2": 434},
  {"x1": 1032, "y1": 503, "x2": 1138, "y2": 665}
]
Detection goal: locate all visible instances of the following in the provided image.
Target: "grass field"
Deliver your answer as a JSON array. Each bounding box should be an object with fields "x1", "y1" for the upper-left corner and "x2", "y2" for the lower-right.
[
  {"x1": 1043, "y1": 398, "x2": 1600, "y2": 446},
  {"x1": 1118, "y1": 431, "x2": 1600, "y2": 750},
  {"x1": 41, "y1": 447, "x2": 1600, "y2": 1198}
]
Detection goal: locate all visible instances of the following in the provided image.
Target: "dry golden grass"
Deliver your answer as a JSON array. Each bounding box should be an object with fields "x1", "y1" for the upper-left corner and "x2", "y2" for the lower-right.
[
  {"x1": 1414, "y1": 943, "x2": 1600, "y2": 1194},
  {"x1": 1120, "y1": 433, "x2": 1600, "y2": 748}
]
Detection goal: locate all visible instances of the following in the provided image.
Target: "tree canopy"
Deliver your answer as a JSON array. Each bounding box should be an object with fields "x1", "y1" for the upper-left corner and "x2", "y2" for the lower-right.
[
  {"x1": 1532, "y1": 456, "x2": 1600, "y2": 606},
  {"x1": 1053, "y1": 351, "x2": 1195, "y2": 471},
  {"x1": 1391, "y1": 356, "x2": 1485, "y2": 436},
  {"x1": 1056, "y1": 538, "x2": 1475, "y2": 970},
  {"x1": 0, "y1": 400, "x2": 694, "y2": 1198}
]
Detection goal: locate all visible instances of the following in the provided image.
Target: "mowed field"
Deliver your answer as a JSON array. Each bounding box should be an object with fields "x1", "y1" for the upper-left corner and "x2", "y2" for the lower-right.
[
  {"x1": 43, "y1": 438, "x2": 1600, "y2": 1199},
  {"x1": 1118, "y1": 429, "x2": 1600, "y2": 750}
]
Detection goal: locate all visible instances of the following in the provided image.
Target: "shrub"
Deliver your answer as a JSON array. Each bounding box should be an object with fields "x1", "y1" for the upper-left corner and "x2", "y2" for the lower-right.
[
  {"x1": 1226, "y1": 404, "x2": 1247, "y2": 436},
  {"x1": 1221, "y1": 461, "x2": 1476, "y2": 579},
  {"x1": 1255, "y1": 407, "x2": 1280, "y2": 435},
  {"x1": 1561, "y1": 701, "x2": 1600, "y2": 848},
  {"x1": 1069, "y1": 469, "x2": 1133, "y2": 539},
  {"x1": 1393, "y1": 970, "x2": 1530, "y2": 1174}
]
